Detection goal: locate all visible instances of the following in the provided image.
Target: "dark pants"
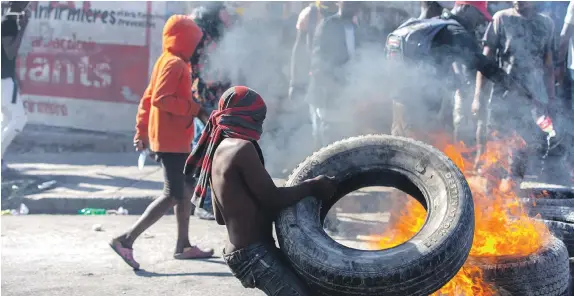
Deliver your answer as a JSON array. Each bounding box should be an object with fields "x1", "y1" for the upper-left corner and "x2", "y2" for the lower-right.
[
  {"x1": 223, "y1": 243, "x2": 310, "y2": 296},
  {"x1": 156, "y1": 152, "x2": 196, "y2": 200}
]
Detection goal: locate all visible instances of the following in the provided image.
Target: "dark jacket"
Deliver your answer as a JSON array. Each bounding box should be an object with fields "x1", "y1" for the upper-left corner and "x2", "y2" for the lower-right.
[
  {"x1": 310, "y1": 14, "x2": 360, "y2": 78},
  {"x1": 307, "y1": 14, "x2": 360, "y2": 106}
]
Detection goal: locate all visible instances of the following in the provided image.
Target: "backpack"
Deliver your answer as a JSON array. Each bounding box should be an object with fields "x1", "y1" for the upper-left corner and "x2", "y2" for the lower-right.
[{"x1": 386, "y1": 18, "x2": 461, "y2": 62}]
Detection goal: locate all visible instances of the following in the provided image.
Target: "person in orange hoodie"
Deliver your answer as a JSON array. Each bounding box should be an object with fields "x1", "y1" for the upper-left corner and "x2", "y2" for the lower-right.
[{"x1": 109, "y1": 15, "x2": 213, "y2": 270}]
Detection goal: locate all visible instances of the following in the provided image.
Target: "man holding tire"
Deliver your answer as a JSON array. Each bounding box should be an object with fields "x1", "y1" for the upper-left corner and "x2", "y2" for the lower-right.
[{"x1": 184, "y1": 86, "x2": 336, "y2": 296}]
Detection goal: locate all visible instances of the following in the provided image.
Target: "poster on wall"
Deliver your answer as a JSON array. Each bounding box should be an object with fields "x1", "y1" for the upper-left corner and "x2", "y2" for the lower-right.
[{"x1": 1, "y1": 1, "x2": 167, "y2": 132}]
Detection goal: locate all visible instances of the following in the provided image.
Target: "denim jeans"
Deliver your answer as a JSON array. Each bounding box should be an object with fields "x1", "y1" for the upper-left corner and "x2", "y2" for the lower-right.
[
  {"x1": 223, "y1": 243, "x2": 311, "y2": 296},
  {"x1": 192, "y1": 117, "x2": 212, "y2": 211}
]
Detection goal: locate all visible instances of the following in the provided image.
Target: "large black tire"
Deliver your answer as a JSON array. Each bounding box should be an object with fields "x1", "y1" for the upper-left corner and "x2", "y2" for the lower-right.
[
  {"x1": 528, "y1": 205, "x2": 574, "y2": 224},
  {"x1": 275, "y1": 135, "x2": 475, "y2": 296},
  {"x1": 469, "y1": 236, "x2": 570, "y2": 296},
  {"x1": 540, "y1": 220, "x2": 574, "y2": 257},
  {"x1": 520, "y1": 198, "x2": 574, "y2": 208},
  {"x1": 570, "y1": 257, "x2": 574, "y2": 281},
  {"x1": 520, "y1": 182, "x2": 574, "y2": 199}
]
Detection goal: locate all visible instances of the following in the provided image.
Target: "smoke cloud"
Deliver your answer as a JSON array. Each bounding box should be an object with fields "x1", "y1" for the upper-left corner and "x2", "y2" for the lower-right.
[{"x1": 206, "y1": 3, "x2": 573, "y2": 184}]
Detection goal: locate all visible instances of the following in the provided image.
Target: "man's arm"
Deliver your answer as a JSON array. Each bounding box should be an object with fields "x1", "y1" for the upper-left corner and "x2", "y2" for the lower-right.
[
  {"x1": 473, "y1": 46, "x2": 494, "y2": 117},
  {"x1": 134, "y1": 84, "x2": 152, "y2": 145},
  {"x1": 235, "y1": 141, "x2": 320, "y2": 211},
  {"x1": 544, "y1": 40, "x2": 556, "y2": 105},
  {"x1": 151, "y1": 59, "x2": 201, "y2": 117},
  {"x1": 289, "y1": 7, "x2": 311, "y2": 98}
]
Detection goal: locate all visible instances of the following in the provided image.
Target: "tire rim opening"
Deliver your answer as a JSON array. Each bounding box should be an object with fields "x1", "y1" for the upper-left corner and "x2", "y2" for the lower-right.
[{"x1": 322, "y1": 168, "x2": 429, "y2": 251}]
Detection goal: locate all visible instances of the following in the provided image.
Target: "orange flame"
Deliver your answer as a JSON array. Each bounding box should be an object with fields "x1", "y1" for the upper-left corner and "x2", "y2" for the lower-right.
[{"x1": 366, "y1": 133, "x2": 551, "y2": 295}]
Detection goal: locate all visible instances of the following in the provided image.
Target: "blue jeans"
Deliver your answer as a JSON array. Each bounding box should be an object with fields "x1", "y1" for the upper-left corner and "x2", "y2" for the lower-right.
[
  {"x1": 192, "y1": 118, "x2": 212, "y2": 211},
  {"x1": 223, "y1": 243, "x2": 310, "y2": 296}
]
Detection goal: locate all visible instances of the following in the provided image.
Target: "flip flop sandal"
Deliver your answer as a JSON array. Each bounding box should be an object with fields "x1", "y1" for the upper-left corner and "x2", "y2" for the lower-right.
[
  {"x1": 109, "y1": 240, "x2": 140, "y2": 270},
  {"x1": 174, "y1": 246, "x2": 214, "y2": 260}
]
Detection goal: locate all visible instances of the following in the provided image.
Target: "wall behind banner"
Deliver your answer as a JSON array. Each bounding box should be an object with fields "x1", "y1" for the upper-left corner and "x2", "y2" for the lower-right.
[{"x1": 1, "y1": 1, "x2": 167, "y2": 133}]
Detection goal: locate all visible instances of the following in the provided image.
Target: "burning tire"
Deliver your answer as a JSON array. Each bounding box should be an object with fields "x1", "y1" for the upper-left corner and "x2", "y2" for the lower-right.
[
  {"x1": 275, "y1": 135, "x2": 475, "y2": 296},
  {"x1": 469, "y1": 236, "x2": 570, "y2": 296},
  {"x1": 541, "y1": 220, "x2": 574, "y2": 257},
  {"x1": 520, "y1": 198, "x2": 574, "y2": 208},
  {"x1": 528, "y1": 205, "x2": 574, "y2": 224}
]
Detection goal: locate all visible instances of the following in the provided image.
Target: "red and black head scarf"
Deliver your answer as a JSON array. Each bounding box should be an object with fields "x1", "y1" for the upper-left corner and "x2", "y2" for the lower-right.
[{"x1": 184, "y1": 86, "x2": 266, "y2": 208}]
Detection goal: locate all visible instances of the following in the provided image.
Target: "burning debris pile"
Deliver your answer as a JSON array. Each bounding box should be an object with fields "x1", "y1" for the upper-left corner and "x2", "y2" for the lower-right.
[{"x1": 364, "y1": 134, "x2": 572, "y2": 295}]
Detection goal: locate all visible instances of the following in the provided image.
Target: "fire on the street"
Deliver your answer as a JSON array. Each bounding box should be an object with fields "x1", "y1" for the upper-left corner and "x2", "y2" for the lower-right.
[{"x1": 365, "y1": 134, "x2": 552, "y2": 295}]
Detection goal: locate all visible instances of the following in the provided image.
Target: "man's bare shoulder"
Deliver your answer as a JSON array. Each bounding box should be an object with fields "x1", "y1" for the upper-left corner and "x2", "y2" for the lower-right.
[{"x1": 218, "y1": 138, "x2": 257, "y2": 165}]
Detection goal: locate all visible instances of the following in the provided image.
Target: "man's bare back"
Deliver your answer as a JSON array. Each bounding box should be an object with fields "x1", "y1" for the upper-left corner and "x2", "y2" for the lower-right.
[
  {"x1": 211, "y1": 138, "x2": 273, "y2": 252},
  {"x1": 211, "y1": 138, "x2": 336, "y2": 253}
]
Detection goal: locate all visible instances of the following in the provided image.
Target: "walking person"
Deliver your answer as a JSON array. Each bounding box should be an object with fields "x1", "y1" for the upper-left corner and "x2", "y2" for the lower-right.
[
  {"x1": 1, "y1": 1, "x2": 30, "y2": 172},
  {"x1": 110, "y1": 15, "x2": 213, "y2": 270},
  {"x1": 306, "y1": 1, "x2": 362, "y2": 150},
  {"x1": 184, "y1": 86, "x2": 336, "y2": 296},
  {"x1": 288, "y1": 1, "x2": 338, "y2": 103}
]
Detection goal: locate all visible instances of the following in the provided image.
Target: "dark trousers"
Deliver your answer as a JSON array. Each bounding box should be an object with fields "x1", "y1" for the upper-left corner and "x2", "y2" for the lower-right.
[{"x1": 223, "y1": 243, "x2": 310, "y2": 296}]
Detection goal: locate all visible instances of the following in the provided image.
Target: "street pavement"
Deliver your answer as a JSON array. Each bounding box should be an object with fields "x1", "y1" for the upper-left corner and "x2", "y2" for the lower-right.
[
  {"x1": 1, "y1": 152, "x2": 400, "y2": 216},
  {"x1": 0, "y1": 214, "x2": 388, "y2": 296},
  {"x1": 1, "y1": 152, "x2": 289, "y2": 214},
  {"x1": 1, "y1": 215, "x2": 259, "y2": 296}
]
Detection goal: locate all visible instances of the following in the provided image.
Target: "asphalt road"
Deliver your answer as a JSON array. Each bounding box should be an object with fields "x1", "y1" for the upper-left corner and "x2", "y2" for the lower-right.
[
  {"x1": 1, "y1": 215, "x2": 262, "y2": 296},
  {"x1": 1, "y1": 211, "x2": 389, "y2": 296}
]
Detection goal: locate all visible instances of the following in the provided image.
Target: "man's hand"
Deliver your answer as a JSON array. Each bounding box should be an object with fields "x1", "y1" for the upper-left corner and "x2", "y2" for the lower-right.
[
  {"x1": 134, "y1": 139, "x2": 147, "y2": 152},
  {"x1": 18, "y1": 10, "x2": 30, "y2": 29},
  {"x1": 471, "y1": 99, "x2": 480, "y2": 116},
  {"x1": 310, "y1": 175, "x2": 337, "y2": 202}
]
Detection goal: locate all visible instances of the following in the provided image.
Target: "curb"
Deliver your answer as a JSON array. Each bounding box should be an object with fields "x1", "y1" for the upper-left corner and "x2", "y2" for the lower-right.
[{"x1": 7, "y1": 193, "x2": 158, "y2": 215}]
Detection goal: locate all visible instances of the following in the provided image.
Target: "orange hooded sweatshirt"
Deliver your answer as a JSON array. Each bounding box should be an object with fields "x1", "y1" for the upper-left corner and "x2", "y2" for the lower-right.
[{"x1": 134, "y1": 15, "x2": 204, "y2": 153}]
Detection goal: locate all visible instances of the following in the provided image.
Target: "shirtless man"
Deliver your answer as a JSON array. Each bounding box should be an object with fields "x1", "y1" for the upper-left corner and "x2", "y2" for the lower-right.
[{"x1": 184, "y1": 86, "x2": 336, "y2": 296}]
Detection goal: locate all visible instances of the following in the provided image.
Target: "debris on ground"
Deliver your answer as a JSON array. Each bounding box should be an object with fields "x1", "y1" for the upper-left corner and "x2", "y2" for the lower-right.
[
  {"x1": 1, "y1": 203, "x2": 30, "y2": 216},
  {"x1": 78, "y1": 207, "x2": 129, "y2": 215},
  {"x1": 37, "y1": 180, "x2": 57, "y2": 190}
]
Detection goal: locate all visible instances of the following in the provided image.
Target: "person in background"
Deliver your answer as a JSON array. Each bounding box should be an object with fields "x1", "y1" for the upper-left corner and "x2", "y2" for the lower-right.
[
  {"x1": 474, "y1": 1, "x2": 555, "y2": 188},
  {"x1": 1, "y1": 1, "x2": 30, "y2": 172},
  {"x1": 184, "y1": 86, "x2": 336, "y2": 296},
  {"x1": 559, "y1": 1, "x2": 574, "y2": 111},
  {"x1": 558, "y1": 0, "x2": 574, "y2": 179},
  {"x1": 307, "y1": 1, "x2": 361, "y2": 150},
  {"x1": 110, "y1": 15, "x2": 213, "y2": 270},
  {"x1": 189, "y1": 2, "x2": 233, "y2": 220},
  {"x1": 305, "y1": 1, "x2": 360, "y2": 234},
  {"x1": 288, "y1": 1, "x2": 338, "y2": 102},
  {"x1": 388, "y1": 1, "x2": 492, "y2": 144}
]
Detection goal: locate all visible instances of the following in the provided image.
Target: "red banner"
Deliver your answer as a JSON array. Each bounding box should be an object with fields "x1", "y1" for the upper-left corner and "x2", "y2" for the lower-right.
[{"x1": 15, "y1": 1, "x2": 153, "y2": 104}]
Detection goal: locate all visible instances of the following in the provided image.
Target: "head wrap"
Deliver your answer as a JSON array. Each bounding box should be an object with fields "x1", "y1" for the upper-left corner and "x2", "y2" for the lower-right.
[{"x1": 184, "y1": 86, "x2": 266, "y2": 208}]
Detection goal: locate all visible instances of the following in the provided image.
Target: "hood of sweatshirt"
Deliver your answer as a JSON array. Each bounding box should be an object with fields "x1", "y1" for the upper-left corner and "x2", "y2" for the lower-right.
[{"x1": 162, "y1": 15, "x2": 203, "y2": 60}]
